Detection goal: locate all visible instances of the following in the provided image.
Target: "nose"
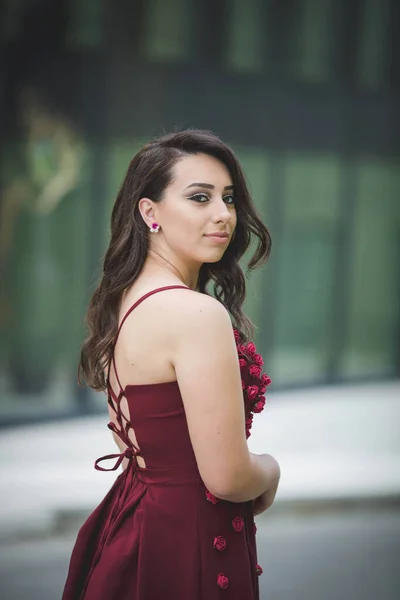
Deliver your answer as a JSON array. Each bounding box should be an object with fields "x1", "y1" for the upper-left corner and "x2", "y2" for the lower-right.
[{"x1": 212, "y1": 198, "x2": 233, "y2": 224}]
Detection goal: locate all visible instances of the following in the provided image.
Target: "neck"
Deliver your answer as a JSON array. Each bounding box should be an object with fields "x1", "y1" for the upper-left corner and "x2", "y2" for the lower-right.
[{"x1": 144, "y1": 253, "x2": 199, "y2": 290}]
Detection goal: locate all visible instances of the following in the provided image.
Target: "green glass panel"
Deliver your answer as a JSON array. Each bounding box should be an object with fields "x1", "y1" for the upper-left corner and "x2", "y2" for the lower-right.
[
  {"x1": 141, "y1": 0, "x2": 192, "y2": 62},
  {"x1": 295, "y1": 0, "x2": 332, "y2": 82},
  {"x1": 105, "y1": 139, "x2": 148, "y2": 245},
  {"x1": 66, "y1": 0, "x2": 105, "y2": 48},
  {"x1": 270, "y1": 229, "x2": 336, "y2": 385},
  {"x1": 235, "y1": 148, "x2": 271, "y2": 334},
  {"x1": 269, "y1": 154, "x2": 341, "y2": 385},
  {"x1": 340, "y1": 160, "x2": 400, "y2": 376},
  {"x1": 284, "y1": 154, "x2": 341, "y2": 222},
  {"x1": 224, "y1": 0, "x2": 263, "y2": 72},
  {"x1": 57, "y1": 144, "x2": 92, "y2": 365},
  {"x1": 0, "y1": 131, "x2": 92, "y2": 419}
]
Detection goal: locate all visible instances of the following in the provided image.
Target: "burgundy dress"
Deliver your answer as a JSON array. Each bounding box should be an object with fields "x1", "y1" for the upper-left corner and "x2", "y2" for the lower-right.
[{"x1": 62, "y1": 286, "x2": 272, "y2": 600}]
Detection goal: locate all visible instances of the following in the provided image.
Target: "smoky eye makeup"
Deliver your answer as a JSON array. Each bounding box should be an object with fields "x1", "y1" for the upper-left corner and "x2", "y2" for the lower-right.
[
  {"x1": 187, "y1": 192, "x2": 236, "y2": 205},
  {"x1": 187, "y1": 192, "x2": 210, "y2": 203}
]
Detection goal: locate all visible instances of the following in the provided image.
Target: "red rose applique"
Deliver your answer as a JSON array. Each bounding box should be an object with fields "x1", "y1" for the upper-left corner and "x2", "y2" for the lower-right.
[
  {"x1": 249, "y1": 364, "x2": 262, "y2": 378},
  {"x1": 232, "y1": 516, "x2": 244, "y2": 532},
  {"x1": 246, "y1": 341, "x2": 256, "y2": 355},
  {"x1": 239, "y1": 358, "x2": 247, "y2": 368},
  {"x1": 261, "y1": 374, "x2": 272, "y2": 387},
  {"x1": 213, "y1": 536, "x2": 227, "y2": 551},
  {"x1": 217, "y1": 573, "x2": 229, "y2": 589},
  {"x1": 256, "y1": 564, "x2": 263, "y2": 576},
  {"x1": 233, "y1": 329, "x2": 241, "y2": 342},
  {"x1": 253, "y1": 397, "x2": 266, "y2": 413},
  {"x1": 245, "y1": 415, "x2": 254, "y2": 439},
  {"x1": 205, "y1": 489, "x2": 220, "y2": 504},
  {"x1": 241, "y1": 380, "x2": 245, "y2": 390},
  {"x1": 253, "y1": 353, "x2": 264, "y2": 366},
  {"x1": 247, "y1": 385, "x2": 259, "y2": 400}
]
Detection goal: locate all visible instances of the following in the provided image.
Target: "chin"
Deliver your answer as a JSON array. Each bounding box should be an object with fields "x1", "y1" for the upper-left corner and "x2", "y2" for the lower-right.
[{"x1": 201, "y1": 250, "x2": 228, "y2": 264}]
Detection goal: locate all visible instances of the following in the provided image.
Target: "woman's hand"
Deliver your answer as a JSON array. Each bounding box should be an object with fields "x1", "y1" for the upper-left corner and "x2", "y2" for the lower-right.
[{"x1": 253, "y1": 468, "x2": 280, "y2": 516}]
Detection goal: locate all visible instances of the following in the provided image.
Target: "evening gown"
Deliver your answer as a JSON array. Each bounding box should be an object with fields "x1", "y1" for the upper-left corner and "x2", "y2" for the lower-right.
[{"x1": 62, "y1": 286, "x2": 272, "y2": 600}]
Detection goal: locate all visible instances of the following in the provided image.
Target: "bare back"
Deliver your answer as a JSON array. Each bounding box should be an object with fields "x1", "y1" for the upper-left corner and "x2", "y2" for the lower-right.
[
  {"x1": 107, "y1": 282, "x2": 192, "y2": 468},
  {"x1": 107, "y1": 282, "x2": 193, "y2": 391},
  {"x1": 106, "y1": 278, "x2": 252, "y2": 496}
]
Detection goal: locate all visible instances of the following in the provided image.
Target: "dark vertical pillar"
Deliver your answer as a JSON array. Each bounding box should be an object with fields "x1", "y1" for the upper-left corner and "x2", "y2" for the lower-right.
[
  {"x1": 72, "y1": 2, "x2": 113, "y2": 413},
  {"x1": 0, "y1": 0, "x2": 6, "y2": 164},
  {"x1": 387, "y1": 0, "x2": 400, "y2": 90},
  {"x1": 107, "y1": 0, "x2": 146, "y2": 58},
  {"x1": 264, "y1": 0, "x2": 302, "y2": 79},
  {"x1": 324, "y1": 0, "x2": 363, "y2": 381},
  {"x1": 326, "y1": 159, "x2": 358, "y2": 382},
  {"x1": 332, "y1": 0, "x2": 363, "y2": 85},
  {"x1": 387, "y1": 0, "x2": 400, "y2": 377},
  {"x1": 73, "y1": 53, "x2": 111, "y2": 413},
  {"x1": 395, "y1": 227, "x2": 400, "y2": 377},
  {"x1": 190, "y1": 0, "x2": 229, "y2": 67}
]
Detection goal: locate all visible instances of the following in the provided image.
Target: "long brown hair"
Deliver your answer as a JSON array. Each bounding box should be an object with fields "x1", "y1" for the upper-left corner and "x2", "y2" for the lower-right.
[{"x1": 79, "y1": 129, "x2": 271, "y2": 390}]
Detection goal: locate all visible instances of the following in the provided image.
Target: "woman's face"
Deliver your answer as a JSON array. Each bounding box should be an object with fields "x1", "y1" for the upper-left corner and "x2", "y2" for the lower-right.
[{"x1": 149, "y1": 153, "x2": 237, "y2": 270}]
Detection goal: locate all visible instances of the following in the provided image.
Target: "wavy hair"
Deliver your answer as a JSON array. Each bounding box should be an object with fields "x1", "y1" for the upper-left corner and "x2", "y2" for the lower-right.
[{"x1": 79, "y1": 129, "x2": 271, "y2": 390}]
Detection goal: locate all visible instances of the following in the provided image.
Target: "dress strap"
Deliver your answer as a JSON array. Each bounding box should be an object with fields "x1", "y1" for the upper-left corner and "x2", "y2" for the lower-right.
[{"x1": 110, "y1": 285, "x2": 191, "y2": 392}]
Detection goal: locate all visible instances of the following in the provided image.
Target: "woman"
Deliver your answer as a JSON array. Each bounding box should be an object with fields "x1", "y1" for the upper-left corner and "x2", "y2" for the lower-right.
[{"x1": 62, "y1": 129, "x2": 280, "y2": 600}]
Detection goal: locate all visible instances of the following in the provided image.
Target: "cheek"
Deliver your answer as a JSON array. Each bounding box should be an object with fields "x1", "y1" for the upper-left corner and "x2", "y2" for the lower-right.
[
  {"x1": 165, "y1": 213, "x2": 197, "y2": 245},
  {"x1": 170, "y1": 209, "x2": 201, "y2": 236}
]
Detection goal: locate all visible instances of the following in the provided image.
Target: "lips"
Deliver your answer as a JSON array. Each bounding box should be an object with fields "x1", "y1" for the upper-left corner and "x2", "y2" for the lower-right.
[{"x1": 205, "y1": 232, "x2": 229, "y2": 238}]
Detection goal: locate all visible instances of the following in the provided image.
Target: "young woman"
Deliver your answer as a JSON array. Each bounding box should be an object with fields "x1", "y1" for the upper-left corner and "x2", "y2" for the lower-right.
[{"x1": 62, "y1": 129, "x2": 280, "y2": 600}]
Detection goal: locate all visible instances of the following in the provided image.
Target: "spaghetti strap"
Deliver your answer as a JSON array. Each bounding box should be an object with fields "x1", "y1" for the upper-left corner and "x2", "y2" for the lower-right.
[{"x1": 110, "y1": 285, "x2": 190, "y2": 392}]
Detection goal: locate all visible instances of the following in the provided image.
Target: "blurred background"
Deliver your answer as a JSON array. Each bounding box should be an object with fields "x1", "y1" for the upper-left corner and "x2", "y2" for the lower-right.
[{"x1": 0, "y1": 1, "x2": 399, "y2": 599}]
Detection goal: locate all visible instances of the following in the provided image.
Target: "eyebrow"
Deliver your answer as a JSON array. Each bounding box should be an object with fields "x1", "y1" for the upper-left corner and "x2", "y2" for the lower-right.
[{"x1": 184, "y1": 183, "x2": 234, "y2": 191}]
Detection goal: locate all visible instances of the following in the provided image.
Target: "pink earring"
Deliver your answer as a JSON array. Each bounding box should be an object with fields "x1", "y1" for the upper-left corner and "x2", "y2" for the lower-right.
[{"x1": 150, "y1": 222, "x2": 160, "y2": 233}]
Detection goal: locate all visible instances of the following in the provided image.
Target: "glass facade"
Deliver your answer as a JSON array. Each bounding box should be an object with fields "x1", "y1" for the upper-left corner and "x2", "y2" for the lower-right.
[
  {"x1": 0, "y1": 0, "x2": 399, "y2": 424},
  {"x1": 341, "y1": 160, "x2": 400, "y2": 377}
]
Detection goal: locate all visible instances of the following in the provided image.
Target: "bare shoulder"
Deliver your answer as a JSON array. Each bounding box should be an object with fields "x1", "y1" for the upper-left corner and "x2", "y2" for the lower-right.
[
  {"x1": 118, "y1": 286, "x2": 233, "y2": 355},
  {"x1": 159, "y1": 289, "x2": 233, "y2": 340}
]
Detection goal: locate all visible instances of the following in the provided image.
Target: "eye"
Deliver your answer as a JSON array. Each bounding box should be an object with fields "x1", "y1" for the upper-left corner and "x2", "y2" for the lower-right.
[
  {"x1": 223, "y1": 194, "x2": 235, "y2": 205},
  {"x1": 188, "y1": 193, "x2": 210, "y2": 203}
]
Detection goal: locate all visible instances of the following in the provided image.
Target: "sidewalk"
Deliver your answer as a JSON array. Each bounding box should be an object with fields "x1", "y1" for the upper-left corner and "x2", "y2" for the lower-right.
[{"x1": 0, "y1": 380, "x2": 399, "y2": 540}]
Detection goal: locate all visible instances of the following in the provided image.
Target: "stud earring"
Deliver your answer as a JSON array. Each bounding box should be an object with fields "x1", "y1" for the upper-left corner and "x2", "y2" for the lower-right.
[{"x1": 150, "y1": 222, "x2": 160, "y2": 233}]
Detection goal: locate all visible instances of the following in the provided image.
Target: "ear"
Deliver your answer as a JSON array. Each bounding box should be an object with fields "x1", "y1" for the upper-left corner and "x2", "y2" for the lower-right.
[{"x1": 138, "y1": 197, "x2": 157, "y2": 228}]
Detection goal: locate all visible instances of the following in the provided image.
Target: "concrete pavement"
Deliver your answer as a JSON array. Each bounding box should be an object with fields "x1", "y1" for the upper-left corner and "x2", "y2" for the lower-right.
[{"x1": 0, "y1": 380, "x2": 399, "y2": 540}]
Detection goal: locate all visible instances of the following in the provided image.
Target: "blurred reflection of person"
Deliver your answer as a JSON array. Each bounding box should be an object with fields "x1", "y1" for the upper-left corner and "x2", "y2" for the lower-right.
[
  {"x1": 1, "y1": 87, "x2": 82, "y2": 264},
  {"x1": 0, "y1": 87, "x2": 85, "y2": 393}
]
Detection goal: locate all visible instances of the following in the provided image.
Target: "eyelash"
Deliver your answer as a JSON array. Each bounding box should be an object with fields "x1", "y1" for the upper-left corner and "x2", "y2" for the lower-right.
[{"x1": 188, "y1": 193, "x2": 235, "y2": 205}]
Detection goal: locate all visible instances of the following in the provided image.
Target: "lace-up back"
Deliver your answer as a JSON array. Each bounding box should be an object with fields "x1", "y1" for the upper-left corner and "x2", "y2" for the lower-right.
[
  {"x1": 62, "y1": 286, "x2": 272, "y2": 600},
  {"x1": 98, "y1": 285, "x2": 190, "y2": 473}
]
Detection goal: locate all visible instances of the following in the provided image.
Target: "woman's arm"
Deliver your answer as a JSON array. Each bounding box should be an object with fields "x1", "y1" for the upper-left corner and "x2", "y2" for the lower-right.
[{"x1": 170, "y1": 291, "x2": 280, "y2": 503}]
